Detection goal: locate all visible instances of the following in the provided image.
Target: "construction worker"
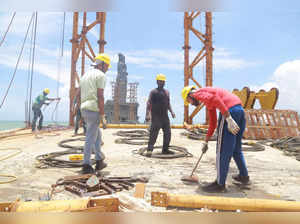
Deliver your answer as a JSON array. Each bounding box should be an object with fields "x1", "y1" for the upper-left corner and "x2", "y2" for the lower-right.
[
  {"x1": 182, "y1": 86, "x2": 249, "y2": 193},
  {"x1": 76, "y1": 53, "x2": 110, "y2": 174},
  {"x1": 31, "y1": 88, "x2": 60, "y2": 132},
  {"x1": 145, "y1": 74, "x2": 176, "y2": 156},
  {"x1": 73, "y1": 88, "x2": 86, "y2": 135}
]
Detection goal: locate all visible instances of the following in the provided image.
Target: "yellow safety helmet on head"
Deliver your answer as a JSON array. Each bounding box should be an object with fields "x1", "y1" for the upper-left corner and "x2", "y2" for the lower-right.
[
  {"x1": 181, "y1": 85, "x2": 196, "y2": 106},
  {"x1": 94, "y1": 53, "x2": 111, "y2": 68},
  {"x1": 156, "y1": 73, "x2": 166, "y2": 81},
  {"x1": 43, "y1": 88, "x2": 50, "y2": 94}
]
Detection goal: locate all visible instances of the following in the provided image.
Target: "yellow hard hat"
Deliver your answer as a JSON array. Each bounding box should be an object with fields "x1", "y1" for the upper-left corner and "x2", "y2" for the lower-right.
[
  {"x1": 156, "y1": 73, "x2": 166, "y2": 81},
  {"x1": 43, "y1": 88, "x2": 50, "y2": 94},
  {"x1": 181, "y1": 85, "x2": 196, "y2": 106},
  {"x1": 94, "y1": 53, "x2": 111, "y2": 68}
]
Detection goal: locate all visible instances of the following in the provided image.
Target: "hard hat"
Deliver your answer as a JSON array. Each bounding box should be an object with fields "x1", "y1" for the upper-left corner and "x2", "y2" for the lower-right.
[
  {"x1": 93, "y1": 53, "x2": 111, "y2": 68},
  {"x1": 156, "y1": 73, "x2": 166, "y2": 81},
  {"x1": 181, "y1": 85, "x2": 196, "y2": 106},
  {"x1": 43, "y1": 88, "x2": 50, "y2": 94}
]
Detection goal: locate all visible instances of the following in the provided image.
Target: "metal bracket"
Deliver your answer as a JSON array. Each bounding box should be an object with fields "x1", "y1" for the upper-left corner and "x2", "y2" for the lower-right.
[{"x1": 151, "y1": 192, "x2": 168, "y2": 207}]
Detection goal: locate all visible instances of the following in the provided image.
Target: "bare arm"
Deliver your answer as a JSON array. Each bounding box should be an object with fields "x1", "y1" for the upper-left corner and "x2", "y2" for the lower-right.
[
  {"x1": 97, "y1": 88, "x2": 104, "y2": 116},
  {"x1": 166, "y1": 90, "x2": 175, "y2": 118},
  {"x1": 145, "y1": 91, "x2": 152, "y2": 121}
]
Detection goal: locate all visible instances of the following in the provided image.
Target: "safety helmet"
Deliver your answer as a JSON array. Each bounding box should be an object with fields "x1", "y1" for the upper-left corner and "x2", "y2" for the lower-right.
[
  {"x1": 43, "y1": 88, "x2": 50, "y2": 94},
  {"x1": 94, "y1": 53, "x2": 111, "y2": 68},
  {"x1": 181, "y1": 85, "x2": 196, "y2": 106},
  {"x1": 156, "y1": 73, "x2": 166, "y2": 81}
]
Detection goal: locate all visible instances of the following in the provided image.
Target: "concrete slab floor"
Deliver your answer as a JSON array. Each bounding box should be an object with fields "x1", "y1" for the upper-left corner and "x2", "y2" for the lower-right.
[{"x1": 0, "y1": 128, "x2": 299, "y2": 208}]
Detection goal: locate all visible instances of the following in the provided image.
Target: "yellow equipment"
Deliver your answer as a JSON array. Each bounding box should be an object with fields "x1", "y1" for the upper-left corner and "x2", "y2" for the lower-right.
[
  {"x1": 156, "y1": 73, "x2": 166, "y2": 81},
  {"x1": 69, "y1": 154, "x2": 83, "y2": 161},
  {"x1": 43, "y1": 88, "x2": 50, "y2": 94},
  {"x1": 94, "y1": 53, "x2": 111, "y2": 68},
  {"x1": 181, "y1": 85, "x2": 196, "y2": 106}
]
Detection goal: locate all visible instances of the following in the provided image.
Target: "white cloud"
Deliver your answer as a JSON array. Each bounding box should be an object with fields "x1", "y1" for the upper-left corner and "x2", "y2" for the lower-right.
[
  {"x1": 106, "y1": 48, "x2": 257, "y2": 72},
  {"x1": 250, "y1": 59, "x2": 300, "y2": 112}
]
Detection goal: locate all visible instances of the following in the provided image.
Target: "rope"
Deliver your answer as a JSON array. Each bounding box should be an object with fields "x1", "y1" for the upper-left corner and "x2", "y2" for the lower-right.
[
  {"x1": 270, "y1": 137, "x2": 300, "y2": 161},
  {"x1": 0, "y1": 147, "x2": 22, "y2": 184},
  {"x1": 35, "y1": 137, "x2": 104, "y2": 168},
  {"x1": 115, "y1": 137, "x2": 149, "y2": 145},
  {"x1": 0, "y1": 12, "x2": 16, "y2": 47},
  {"x1": 114, "y1": 130, "x2": 149, "y2": 145},
  {"x1": 133, "y1": 146, "x2": 193, "y2": 159},
  {"x1": 0, "y1": 13, "x2": 35, "y2": 109},
  {"x1": 115, "y1": 130, "x2": 149, "y2": 138}
]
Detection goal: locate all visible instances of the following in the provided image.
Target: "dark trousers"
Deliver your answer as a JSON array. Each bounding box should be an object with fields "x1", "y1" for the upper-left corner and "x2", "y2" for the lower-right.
[
  {"x1": 147, "y1": 116, "x2": 171, "y2": 152},
  {"x1": 32, "y1": 107, "x2": 43, "y2": 131},
  {"x1": 75, "y1": 109, "x2": 86, "y2": 135}
]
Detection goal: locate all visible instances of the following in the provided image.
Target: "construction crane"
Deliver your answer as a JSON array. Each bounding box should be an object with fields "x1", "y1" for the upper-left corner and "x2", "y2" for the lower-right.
[{"x1": 68, "y1": 12, "x2": 213, "y2": 125}]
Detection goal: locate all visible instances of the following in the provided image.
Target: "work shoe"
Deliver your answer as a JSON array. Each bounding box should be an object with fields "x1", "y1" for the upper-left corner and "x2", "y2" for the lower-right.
[
  {"x1": 145, "y1": 150, "x2": 152, "y2": 157},
  {"x1": 232, "y1": 174, "x2": 250, "y2": 184},
  {"x1": 162, "y1": 149, "x2": 175, "y2": 155},
  {"x1": 201, "y1": 181, "x2": 226, "y2": 193},
  {"x1": 81, "y1": 164, "x2": 95, "y2": 174},
  {"x1": 95, "y1": 160, "x2": 107, "y2": 171}
]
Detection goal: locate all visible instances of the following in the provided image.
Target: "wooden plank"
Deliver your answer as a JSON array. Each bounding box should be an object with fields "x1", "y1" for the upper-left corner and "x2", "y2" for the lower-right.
[{"x1": 134, "y1": 183, "x2": 146, "y2": 199}]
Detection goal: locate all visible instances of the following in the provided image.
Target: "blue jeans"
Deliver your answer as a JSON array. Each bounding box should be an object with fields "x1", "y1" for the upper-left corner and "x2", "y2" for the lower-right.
[
  {"x1": 32, "y1": 107, "x2": 43, "y2": 131},
  {"x1": 81, "y1": 110, "x2": 103, "y2": 166},
  {"x1": 216, "y1": 104, "x2": 248, "y2": 185}
]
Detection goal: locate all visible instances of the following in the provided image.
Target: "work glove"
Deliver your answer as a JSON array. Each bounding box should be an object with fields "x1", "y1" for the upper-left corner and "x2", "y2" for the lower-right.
[
  {"x1": 100, "y1": 115, "x2": 107, "y2": 129},
  {"x1": 226, "y1": 115, "x2": 240, "y2": 135},
  {"x1": 202, "y1": 142, "x2": 208, "y2": 154}
]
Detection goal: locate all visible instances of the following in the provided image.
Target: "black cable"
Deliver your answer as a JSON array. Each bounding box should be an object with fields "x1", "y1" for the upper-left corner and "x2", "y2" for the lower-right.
[
  {"x1": 133, "y1": 146, "x2": 193, "y2": 159},
  {"x1": 0, "y1": 13, "x2": 35, "y2": 109}
]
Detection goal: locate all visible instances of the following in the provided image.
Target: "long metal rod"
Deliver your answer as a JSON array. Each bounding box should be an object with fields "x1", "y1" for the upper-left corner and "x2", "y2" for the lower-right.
[
  {"x1": 0, "y1": 12, "x2": 16, "y2": 47},
  {"x1": 28, "y1": 12, "x2": 38, "y2": 125},
  {"x1": 0, "y1": 13, "x2": 35, "y2": 110}
]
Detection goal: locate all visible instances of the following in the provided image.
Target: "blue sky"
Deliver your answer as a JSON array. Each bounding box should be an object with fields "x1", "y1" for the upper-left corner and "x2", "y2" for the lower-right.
[{"x1": 1, "y1": 0, "x2": 300, "y2": 124}]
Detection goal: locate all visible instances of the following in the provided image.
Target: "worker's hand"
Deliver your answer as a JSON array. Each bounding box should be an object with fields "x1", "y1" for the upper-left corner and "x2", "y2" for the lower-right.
[
  {"x1": 184, "y1": 122, "x2": 194, "y2": 131},
  {"x1": 100, "y1": 115, "x2": 107, "y2": 129},
  {"x1": 171, "y1": 112, "x2": 176, "y2": 119},
  {"x1": 226, "y1": 115, "x2": 240, "y2": 135},
  {"x1": 202, "y1": 142, "x2": 208, "y2": 154},
  {"x1": 145, "y1": 114, "x2": 151, "y2": 122}
]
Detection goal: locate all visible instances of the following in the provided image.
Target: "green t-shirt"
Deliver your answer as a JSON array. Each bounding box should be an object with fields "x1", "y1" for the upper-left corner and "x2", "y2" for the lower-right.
[
  {"x1": 33, "y1": 94, "x2": 49, "y2": 109},
  {"x1": 80, "y1": 68, "x2": 106, "y2": 112}
]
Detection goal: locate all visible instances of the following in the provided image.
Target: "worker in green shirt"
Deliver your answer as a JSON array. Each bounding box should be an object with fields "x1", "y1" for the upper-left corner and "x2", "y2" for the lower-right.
[{"x1": 31, "y1": 88, "x2": 60, "y2": 131}]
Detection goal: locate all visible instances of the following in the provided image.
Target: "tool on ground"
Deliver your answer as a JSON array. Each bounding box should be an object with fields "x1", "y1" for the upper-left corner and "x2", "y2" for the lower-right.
[
  {"x1": 181, "y1": 144, "x2": 207, "y2": 183},
  {"x1": 69, "y1": 154, "x2": 83, "y2": 161}
]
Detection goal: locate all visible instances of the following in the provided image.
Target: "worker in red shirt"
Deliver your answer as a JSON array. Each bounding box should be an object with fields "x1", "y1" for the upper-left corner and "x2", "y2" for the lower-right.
[{"x1": 182, "y1": 86, "x2": 249, "y2": 193}]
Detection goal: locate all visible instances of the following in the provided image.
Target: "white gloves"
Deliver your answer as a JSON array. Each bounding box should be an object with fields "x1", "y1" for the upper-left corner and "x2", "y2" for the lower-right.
[{"x1": 226, "y1": 115, "x2": 240, "y2": 135}]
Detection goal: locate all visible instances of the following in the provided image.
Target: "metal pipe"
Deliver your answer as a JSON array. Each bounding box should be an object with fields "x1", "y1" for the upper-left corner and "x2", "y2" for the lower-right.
[{"x1": 151, "y1": 192, "x2": 300, "y2": 212}]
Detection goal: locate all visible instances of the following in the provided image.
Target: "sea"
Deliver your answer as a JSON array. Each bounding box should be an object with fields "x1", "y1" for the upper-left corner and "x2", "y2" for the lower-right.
[{"x1": 0, "y1": 120, "x2": 68, "y2": 131}]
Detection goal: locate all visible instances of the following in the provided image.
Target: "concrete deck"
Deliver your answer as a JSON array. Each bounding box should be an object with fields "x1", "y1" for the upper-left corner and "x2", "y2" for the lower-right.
[{"x1": 0, "y1": 128, "x2": 299, "y2": 209}]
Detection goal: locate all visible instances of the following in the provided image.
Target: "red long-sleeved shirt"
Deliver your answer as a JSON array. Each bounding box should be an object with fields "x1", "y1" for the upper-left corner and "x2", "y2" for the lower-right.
[{"x1": 191, "y1": 87, "x2": 242, "y2": 138}]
